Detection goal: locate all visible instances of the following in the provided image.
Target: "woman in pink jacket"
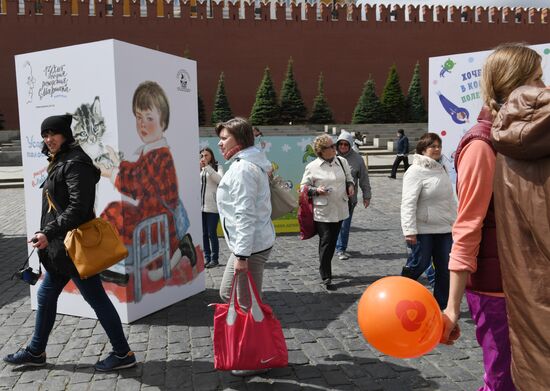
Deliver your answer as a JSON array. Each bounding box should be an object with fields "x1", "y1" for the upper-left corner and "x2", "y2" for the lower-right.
[{"x1": 441, "y1": 43, "x2": 544, "y2": 391}]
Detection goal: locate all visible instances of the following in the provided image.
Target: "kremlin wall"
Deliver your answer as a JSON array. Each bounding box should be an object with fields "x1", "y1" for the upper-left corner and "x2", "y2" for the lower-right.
[{"x1": 1, "y1": 1, "x2": 549, "y2": 128}]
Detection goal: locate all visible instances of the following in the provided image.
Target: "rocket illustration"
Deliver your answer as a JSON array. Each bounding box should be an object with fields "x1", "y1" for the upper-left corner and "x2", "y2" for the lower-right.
[{"x1": 437, "y1": 92, "x2": 469, "y2": 124}]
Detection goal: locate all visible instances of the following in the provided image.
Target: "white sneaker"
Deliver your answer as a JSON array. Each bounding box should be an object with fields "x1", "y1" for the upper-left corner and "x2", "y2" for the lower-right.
[
  {"x1": 337, "y1": 251, "x2": 350, "y2": 260},
  {"x1": 231, "y1": 369, "x2": 269, "y2": 377}
]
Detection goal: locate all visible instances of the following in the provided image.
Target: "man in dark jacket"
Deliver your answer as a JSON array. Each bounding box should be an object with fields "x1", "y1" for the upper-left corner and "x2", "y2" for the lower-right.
[
  {"x1": 389, "y1": 129, "x2": 410, "y2": 179},
  {"x1": 3, "y1": 115, "x2": 135, "y2": 372}
]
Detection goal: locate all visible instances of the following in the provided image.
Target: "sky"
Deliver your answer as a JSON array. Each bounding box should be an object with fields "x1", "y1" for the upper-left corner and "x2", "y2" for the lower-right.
[{"x1": 360, "y1": 1, "x2": 550, "y2": 7}]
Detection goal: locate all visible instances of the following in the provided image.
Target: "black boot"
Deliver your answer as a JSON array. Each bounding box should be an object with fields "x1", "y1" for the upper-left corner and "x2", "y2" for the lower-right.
[{"x1": 179, "y1": 233, "x2": 197, "y2": 267}]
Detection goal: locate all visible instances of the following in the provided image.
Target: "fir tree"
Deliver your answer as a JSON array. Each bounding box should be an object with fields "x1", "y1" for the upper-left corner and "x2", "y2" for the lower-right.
[
  {"x1": 198, "y1": 94, "x2": 206, "y2": 126},
  {"x1": 279, "y1": 58, "x2": 307, "y2": 124},
  {"x1": 309, "y1": 73, "x2": 333, "y2": 124},
  {"x1": 406, "y1": 62, "x2": 427, "y2": 122},
  {"x1": 211, "y1": 72, "x2": 233, "y2": 125},
  {"x1": 250, "y1": 67, "x2": 281, "y2": 125},
  {"x1": 351, "y1": 77, "x2": 383, "y2": 124},
  {"x1": 381, "y1": 64, "x2": 407, "y2": 123}
]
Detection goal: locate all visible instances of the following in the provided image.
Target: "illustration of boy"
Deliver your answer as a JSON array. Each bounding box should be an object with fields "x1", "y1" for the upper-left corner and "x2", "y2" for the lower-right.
[{"x1": 99, "y1": 81, "x2": 196, "y2": 288}]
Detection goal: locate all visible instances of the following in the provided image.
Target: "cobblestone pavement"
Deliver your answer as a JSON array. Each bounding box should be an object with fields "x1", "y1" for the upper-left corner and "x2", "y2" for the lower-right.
[{"x1": 0, "y1": 176, "x2": 483, "y2": 391}]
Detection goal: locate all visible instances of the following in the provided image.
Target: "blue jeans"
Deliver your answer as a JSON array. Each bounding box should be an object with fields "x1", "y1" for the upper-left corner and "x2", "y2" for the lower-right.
[
  {"x1": 28, "y1": 271, "x2": 130, "y2": 355},
  {"x1": 405, "y1": 233, "x2": 451, "y2": 309},
  {"x1": 406, "y1": 243, "x2": 435, "y2": 286},
  {"x1": 202, "y1": 212, "x2": 219, "y2": 262},
  {"x1": 336, "y1": 203, "x2": 355, "y2": 253}
]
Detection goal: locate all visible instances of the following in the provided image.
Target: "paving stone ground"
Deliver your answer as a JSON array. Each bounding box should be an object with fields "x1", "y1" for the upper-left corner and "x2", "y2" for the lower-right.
[{"x1": 0, "y1": 175, "x2": 482, "y2": 391}]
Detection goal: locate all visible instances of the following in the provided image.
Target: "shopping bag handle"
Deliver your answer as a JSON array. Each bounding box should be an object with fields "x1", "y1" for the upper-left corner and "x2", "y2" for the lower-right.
[{"x1": 227, "y1": 271, "x2": 264, "y2": 326}]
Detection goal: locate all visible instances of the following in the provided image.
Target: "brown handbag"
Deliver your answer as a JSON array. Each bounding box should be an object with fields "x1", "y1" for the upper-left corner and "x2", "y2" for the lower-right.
[
  {"x1": 47, "y1": 191, "x2": 128, "y2": 279},
  {"x1": 270, "y1": 175, "x2": 298, "y2": 220}
]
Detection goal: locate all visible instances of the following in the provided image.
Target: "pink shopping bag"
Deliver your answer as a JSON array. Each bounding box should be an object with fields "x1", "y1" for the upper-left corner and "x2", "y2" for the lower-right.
[
  {"x1": 298, "y1": 186, "x2": 317, "y2": 240},
  {"x1": 212, "y1": 272, "x2": 288, "y2": 370}
]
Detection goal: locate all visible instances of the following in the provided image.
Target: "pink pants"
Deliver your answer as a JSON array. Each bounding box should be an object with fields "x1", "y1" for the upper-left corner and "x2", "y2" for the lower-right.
[{"x1": 466, "y1": 290, "x2": 516, "y2": 391}]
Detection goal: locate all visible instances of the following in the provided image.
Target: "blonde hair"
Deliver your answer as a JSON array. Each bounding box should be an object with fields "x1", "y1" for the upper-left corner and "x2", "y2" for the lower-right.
[
  {"x1": 312, "y1": 134, "x2": 334, "y2": 157},
  {"x1": 481, "y1": 43, "x2": 541, "y2": 117}
]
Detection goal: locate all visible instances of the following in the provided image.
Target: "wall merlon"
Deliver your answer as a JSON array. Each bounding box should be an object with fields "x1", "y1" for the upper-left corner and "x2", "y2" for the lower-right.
[{"x1": 2, "y1": 1, "x2": 550, "y2": 26}]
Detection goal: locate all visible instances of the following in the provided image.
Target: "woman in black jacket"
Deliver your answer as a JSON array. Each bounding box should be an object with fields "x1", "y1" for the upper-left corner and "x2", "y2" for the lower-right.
[{"x1": 3, "y1": 115, "x2": 135, "y2": 371}]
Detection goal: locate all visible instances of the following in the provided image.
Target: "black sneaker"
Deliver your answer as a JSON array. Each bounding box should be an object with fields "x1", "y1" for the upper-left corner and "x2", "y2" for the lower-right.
[
  {"x1": 3, "y1": 348, "x2": 46, "y2": 367},
  {"x1": 388, "y1": 176, "x2": 396, "y2": 179},
  {"x1": 205, "y1": 261, "x2": 219, "y2": 269},
  {"x1": 321, "y1": 278, "x2": 336, "y2": 291},
  {"x1": 94, "y1": 351, "x2": 137, "y2": 372}
]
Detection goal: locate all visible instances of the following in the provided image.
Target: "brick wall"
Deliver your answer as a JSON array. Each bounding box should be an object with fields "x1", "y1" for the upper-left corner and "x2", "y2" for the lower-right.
[{"x1": 0, "y1": 2, "x2": 548, "y2": 128}]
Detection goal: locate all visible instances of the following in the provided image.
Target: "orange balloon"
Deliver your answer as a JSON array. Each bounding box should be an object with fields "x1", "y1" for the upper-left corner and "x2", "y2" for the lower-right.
[{"x1": 357, "y1": 276, "x2": 443, "y2": 358}]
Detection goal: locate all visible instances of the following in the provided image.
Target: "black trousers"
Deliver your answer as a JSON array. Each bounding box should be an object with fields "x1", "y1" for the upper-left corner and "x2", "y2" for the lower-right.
[
  {"x1": 390, "y1": 155, "x2": 410, "y2": 178},
  {"x1": 316, "y1": 221, "x2": 343, "y2": 280}
]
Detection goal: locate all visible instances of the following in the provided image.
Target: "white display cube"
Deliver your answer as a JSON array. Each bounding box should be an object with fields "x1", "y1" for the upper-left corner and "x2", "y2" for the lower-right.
[{"x1": 15, "y1": 39, "x2": 205, "y2": 323}]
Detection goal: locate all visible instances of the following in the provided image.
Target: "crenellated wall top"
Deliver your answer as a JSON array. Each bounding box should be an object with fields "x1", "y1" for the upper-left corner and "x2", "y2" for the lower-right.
[{"x1": 0, "y1": 0, "x2": 548, "y2": 25}]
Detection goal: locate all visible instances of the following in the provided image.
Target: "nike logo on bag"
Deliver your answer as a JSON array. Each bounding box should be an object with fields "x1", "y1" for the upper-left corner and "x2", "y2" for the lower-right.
[{"x1": 260, "y1": 357, "x2": 275, "y2": 364}]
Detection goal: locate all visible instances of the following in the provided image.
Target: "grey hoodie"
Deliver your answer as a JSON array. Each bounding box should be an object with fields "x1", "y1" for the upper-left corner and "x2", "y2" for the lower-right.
[{"x1": 336, "y1": 132, "x2": 372, "y2": 204}]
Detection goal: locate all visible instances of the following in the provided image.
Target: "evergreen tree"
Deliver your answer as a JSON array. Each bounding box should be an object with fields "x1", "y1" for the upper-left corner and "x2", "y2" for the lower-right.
[
  {"x1": 381, "y1": 64, "x2": 407, "y2": 123},
  {"x1": 406, "y1": 62, "x2": 427, "y2": 122},
  {"x1": 309, "y1": 73, "x2": 333, "y2": 124},
  {"x1": 351, "y1": 77, "x2": 383, "y2": 124},
  {"x1": 279, "y1": 58, "x2": 307, "y2": 124},
  {"x1": 198, "y1": 94, "x2": 206, "y2": 126},
  {"x1": 183, "y1": 46, "x2": 191, "y2": 59},
  {"x1": 211, "y1": 72, "x2": 233, "y2": 125},
  {"x1": 250, "y1": 67, "x2": 281, "y2": 125}
]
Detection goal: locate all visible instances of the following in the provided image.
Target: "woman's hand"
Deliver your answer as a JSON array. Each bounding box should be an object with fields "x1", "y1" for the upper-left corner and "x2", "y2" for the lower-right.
[
  {"x1": 234, "y1": 258, "x2": 248, "y2": 274},
  {"x1": 316, "y1": 186, "x2": 330, "y2": 196},
  {"x1": 440, "y1": 310, "x2": 461, "y2": 345},
  {"x1": 405, "y1": 235, "x2": 417, "y2": 245},
  {"x1": 347, "y1": 184, "x2": 355, "y2": 197},
  {"x1": 29, "y1": 233, "x2": 48, "y2": 250}
]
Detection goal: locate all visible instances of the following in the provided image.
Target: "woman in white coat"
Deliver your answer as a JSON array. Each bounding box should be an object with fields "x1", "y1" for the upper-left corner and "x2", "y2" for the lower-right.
[
  {"x1": 215, "y1": 118, "x2": 276, "y2": 377},
  {"x1": 301, "y1": 134, "x2": 354, "y2": 291},
  {"x1": 400, "y1": 133, "x2": 456, "y2": 309},
  {"x1": 200, "y1": 147, "x2": 223, "y2": 268}
]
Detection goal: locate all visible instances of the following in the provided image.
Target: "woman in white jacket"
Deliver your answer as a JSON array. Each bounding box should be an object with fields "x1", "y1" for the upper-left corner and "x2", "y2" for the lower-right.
[
  {"x1": 400, "y1": 133, "x2": 456, "y2": 309},
  {"x1": 301, "y1": 134, "x2": 354, "y2": 291},
  {"x1": 200, "y1": 147, "x2": 223, "y2": 268},
  {"x1": 215, "y1": 118, "x2": 276, "y2": 377}
]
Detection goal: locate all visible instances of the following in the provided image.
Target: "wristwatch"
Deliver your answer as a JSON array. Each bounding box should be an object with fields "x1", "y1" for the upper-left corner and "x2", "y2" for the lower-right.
[{"x1": 237, "y1": 257, "x2": 248, "y2": 262}]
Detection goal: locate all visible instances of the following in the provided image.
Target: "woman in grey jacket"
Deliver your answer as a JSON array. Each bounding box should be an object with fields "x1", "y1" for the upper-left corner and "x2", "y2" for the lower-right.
[
  {"x1": 400, "y1": 133, "x2": 456, "y2": 309},
  {"x1": 335, "y1": 131, "x2": 371, "y2": 260}
]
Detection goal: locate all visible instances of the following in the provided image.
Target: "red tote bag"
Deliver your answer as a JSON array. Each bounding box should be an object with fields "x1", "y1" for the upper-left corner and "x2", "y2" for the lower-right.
[
  {"x1": 212, "y1": 272, "x2": 288, "y2": 371},
  {"x1": 298, "y1": 186, "x2": 317, "y2": 240}
]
